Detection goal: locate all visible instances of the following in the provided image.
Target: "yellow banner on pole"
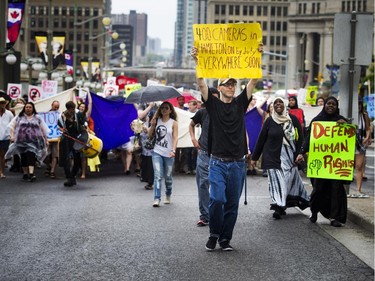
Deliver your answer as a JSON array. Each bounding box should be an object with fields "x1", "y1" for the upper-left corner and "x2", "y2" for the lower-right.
[
  {"x1": 193, "y1": 23, "x2": 263, "y2": 79},
  {"x1": 307, "y1": 121, "x2": 356, "y2": 180}
]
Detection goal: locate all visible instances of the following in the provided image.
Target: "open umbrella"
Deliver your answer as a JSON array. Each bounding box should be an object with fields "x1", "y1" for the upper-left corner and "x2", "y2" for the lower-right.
[{"x1": 125, "y1": 85, "x2": 182, "y2": 104}]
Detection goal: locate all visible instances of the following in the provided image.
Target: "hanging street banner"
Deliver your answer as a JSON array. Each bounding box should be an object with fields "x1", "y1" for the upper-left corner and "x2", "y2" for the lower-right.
[
  {"x1": 193, "y1": 23, "x2": 263, "y2": 79},
  {"x1": 307, "y1": 121, "x2": 356, "y2": 180}
]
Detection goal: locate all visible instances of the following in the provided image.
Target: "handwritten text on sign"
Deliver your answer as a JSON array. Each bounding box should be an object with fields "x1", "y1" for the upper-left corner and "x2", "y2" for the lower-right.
[
  {"x1": 307, "y1": 122, "x2": 356, "y2": 180},
  {"x1": 39, "y1": 111, "x2": 61, "y2": 140},
  {"x1": 193, "y1": 23, "x2": 263, "y2": 79}
]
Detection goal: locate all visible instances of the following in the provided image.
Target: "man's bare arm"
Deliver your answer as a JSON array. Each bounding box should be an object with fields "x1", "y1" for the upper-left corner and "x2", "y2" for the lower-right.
[{"x1": 191, "y1": 46, "x2": 208, "y2": 101}]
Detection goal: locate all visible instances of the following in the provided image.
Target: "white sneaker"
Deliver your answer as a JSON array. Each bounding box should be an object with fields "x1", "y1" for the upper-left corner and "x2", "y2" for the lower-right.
[
  {"x1": 152, "y1": 199, "x2": 160, "y2": 207},
  {"x1": 164, "y1": 196, "x2": 171, "y2": 204}
]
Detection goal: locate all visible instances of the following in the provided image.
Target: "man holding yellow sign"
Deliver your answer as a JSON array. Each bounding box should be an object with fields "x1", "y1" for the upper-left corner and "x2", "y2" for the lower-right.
[{"x1": 191, "y1": 23, "x2": 263, "y2": 251}]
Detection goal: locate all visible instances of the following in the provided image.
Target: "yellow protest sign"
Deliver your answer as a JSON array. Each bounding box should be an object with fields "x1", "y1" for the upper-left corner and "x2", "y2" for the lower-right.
[
  {"x1": 305, "y1": 86, "x2": 318, "y2": 105},
  {"x1": 193, "y1": 23, "x2": 263, "y2": 79},
  {"x1": 307, "y1": 121, "x2": 356, "y2": 180},
  {"x1": 125, "y1": 83, "x2": 142, "y2": 98}
]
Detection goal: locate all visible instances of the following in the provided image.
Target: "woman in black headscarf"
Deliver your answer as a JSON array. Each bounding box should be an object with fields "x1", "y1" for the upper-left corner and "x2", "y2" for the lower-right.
[
  {"x1": 251, "y1": 97, "x2": 309, "y2": 220},
  {"x1": 296, "y1": 96, "x2": 348, "y2": 227}
]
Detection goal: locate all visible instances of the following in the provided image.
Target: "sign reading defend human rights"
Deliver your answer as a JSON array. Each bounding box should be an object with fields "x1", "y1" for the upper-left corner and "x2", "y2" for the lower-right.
[
  {"x1": 193, "y1": 23, "x2": 263, "y2": 79},
  {"x1": 307, "y1": 121, "x2": 356, "y2": 180}
]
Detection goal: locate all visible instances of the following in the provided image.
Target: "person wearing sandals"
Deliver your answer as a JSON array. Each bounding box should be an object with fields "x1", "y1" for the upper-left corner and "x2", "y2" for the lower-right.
[
  {"x1": 6, "y1": 102, "x2": 49, "y2": 182},
  {"x1": 296, "y1": 97, "x2": 348, "y2": 227},
  {"x1": 251, "y1": 98, "x2": 310, "y2": 220}
]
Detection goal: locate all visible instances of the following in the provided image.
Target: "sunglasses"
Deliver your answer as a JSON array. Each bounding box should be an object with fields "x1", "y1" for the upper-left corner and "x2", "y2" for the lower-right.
[{"x1": 221, "y1": 82, "x2": 237, "y2": 88}]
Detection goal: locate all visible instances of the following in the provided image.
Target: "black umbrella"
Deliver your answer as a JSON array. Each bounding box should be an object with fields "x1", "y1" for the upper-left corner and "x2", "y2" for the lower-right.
[{"x1": 125, "y1": 85, "x2": 182, "y2": 104}]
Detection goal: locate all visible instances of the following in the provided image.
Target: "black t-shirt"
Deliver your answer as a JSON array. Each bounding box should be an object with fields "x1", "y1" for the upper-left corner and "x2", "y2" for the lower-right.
[
  {"x1": 191, "y1": 108, "x2": 209, "y2": 152},
  {"x1": 204, "y1": 86, "x2": 251, "y2": 159}
]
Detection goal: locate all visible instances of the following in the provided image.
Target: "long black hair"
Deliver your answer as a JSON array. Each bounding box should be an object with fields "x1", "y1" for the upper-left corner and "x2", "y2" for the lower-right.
[{"x1": 18, "y1": 102, "x2": 37, "y2": 117}]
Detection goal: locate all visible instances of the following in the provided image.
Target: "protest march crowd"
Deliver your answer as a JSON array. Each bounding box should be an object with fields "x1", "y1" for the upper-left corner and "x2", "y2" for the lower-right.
[{"x1": 0, "y1": 27, "x2": 373, "y2": 251}]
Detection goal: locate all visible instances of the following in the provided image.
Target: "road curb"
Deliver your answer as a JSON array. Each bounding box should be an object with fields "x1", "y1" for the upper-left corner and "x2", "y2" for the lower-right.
[{"x1": 347, "y1": 207, "x2": 374, "y2": 234}]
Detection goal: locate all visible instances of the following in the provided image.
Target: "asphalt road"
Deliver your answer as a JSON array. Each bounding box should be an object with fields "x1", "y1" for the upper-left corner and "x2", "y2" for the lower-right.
[{"x1": 0, "y1": 158, "x2": 373, "y2": 281}]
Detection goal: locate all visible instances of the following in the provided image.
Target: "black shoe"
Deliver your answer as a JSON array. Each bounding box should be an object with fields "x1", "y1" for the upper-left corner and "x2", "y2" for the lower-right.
[
  {"x1": 22, "y1": 174, "x2": 28, "y2": 181},
  {"x1": 273, "y1": 211, "x2": 281, "y2": 220},
  {"x1": 64, "y1": 178, "x2": 75, "y2": 187},
  {"x1": 246, "y1": 169, "x2": 252, "y2": 175},
  {"x1": 28, "y1": 174, "x2": 36, "y2": 182},
  {"x1": 220, "y1": 240, "x2": 233, "y2": 251},
  {"x1": 309, "y1": 213, "x2": 318, "y2": 223},
  {"x1": 330, "y1": 220, "x2": 342, "y2": 227},
  {"x1": 125, "y1": 170, "x2": 130, "y2": 175},
  {"x1": 251, "y1": 169, "x2": 257, "y2": 176},
  {"x1": 205, "y1": 237, "x2": 218, "y2": 251},
  {"x1": 280, "y1": 209, "x2": 286, "y2": 216}
]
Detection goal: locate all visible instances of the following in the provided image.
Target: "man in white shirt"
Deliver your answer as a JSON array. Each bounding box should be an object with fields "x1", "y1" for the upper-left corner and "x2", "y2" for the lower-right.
[{"x1": 0, "y1": 97, "x2": 14, "y2": 178}]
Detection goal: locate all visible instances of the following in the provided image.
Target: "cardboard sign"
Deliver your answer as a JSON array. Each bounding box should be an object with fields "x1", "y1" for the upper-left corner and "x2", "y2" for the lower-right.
[
  {"x1": 103, "y1": 84, "x2": 119, "y2": 97},
  {"x1": 307, "y1": 121, "x2": 356, "y2": 180},
  {"x1": 7, "y1": 83, "x2": 22, "y2": 99},
  {"x1": 125, "y1": 83, "x2": 142, "y2": 98},
  {"x1": 39, "y1": 111, "x2": 61, "y2": 140},
  {"x1": 28, "y1": 85, "x2": 43, "y2": 102},
  {"x1": 41, "y1": 80, "x2": 58, "y2": 98},
  {"x1": 305, "y1": 86, "x2": 318, "y2": 105},
  {"x1": 193, "y1": 23, "x2": 263, "y2": 79}
]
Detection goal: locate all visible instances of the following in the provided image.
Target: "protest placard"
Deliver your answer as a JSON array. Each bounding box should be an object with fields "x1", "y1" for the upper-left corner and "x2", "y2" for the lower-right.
[
  {"x1": 307, "y1": 121, "x2": 356, "y2": 180},
  {"x1": 305, "y1": 86, "x2": 318, "y2": 105},
  {"x1": 193, "y1": 23, "x2": 263, "y2": 79},
  {"x1": 39, "y1": 111, "x2": 61, "y2": 140}
]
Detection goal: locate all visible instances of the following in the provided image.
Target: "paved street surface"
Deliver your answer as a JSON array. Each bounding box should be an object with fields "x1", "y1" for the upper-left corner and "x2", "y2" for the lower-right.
[{"x1": 0, "y1": 157, "x2": 373, "y2": 281}]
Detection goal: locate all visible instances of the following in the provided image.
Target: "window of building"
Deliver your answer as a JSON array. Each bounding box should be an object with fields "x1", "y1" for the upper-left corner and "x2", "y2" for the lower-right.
[
  {"x1": 235, "y1": 5, "x2": 240, "y2": 15},
  {"x1": 341, "y1": 1, "x2": 345, "y2": 11},
  {"x1": 77, "y1": 43, "x2": 81, "y2": 52},
  {"x1": 93, "y1": 46, "x2": 97, "y2": 54},
  {"x1": 352, "y1": 1, "x2": 356, "y2": 10},
  {"x1": 53, "y1": 7, "x2": 59, "y2": 15},
  {"x1": 283, "y1": 6, "x2": 288, "y2": 16},
  {"x1": 257, "y1": 6, "x2": 261, "y2": 16},
  {"x1": 93, "y1": 8, "x2": 99, "y2": 16},
  {"x1": 358, "y1": 1, "x2": 362, "y2": 11},
  {"x1": 84, "y1": 44, "x2": 89, "y2": 53},
  {"x1": 298, "y1": 3, "x2": 302, "y2": 14},
  {"x1": 54, "y1": 19, "x2": 59, "y2": 28},
  {"x1": 270, "y1": 36, "x2": 274, "y2": 45},
  {"x1": 62, "y1": 7, "x2": 67, "y2": 16},
  {"x1": 31, "y1": 6, "x2": 36, "y2": 14},
  {"x1": 263, "y1": 6, "x2": 268, "y2": 16},
  {"x1": 276, "y1": 22, "x2": 281, "y2": 31},
  {"x1": 62, "y1": 19, "x2": 67, "y2": 28},
  {"x1": 31, "y1": 18, "x2": 36, "y2": 27},
  {"x1": 282, "y1": 36, "x2": 287, "y2": 45},
  {"x1": 85, "y1": 8, "x2": 90, "y2": 16},
  {"x1": 271, "y1": 21, "x2": 275, "y2": 31},
  {"x1": 38, "y1": 18, "x2": 44, "y2": 28},
  {"x1": 277, "y1": 7, "x2": 282, "y2": 16},
  {"x1": 249, "y1": 6, "x2": 254, "y2": 15},
  {"x1": 77, "y1": 34, "x2": 81, "y2": 41},
  {"x1": 317, "y1": 3, "x2": 320, "y2": 13},
  {"x1": 271, "y1": 6, "x2": 275, "y2": 16},
  {"x1": 69, "y1": 33, "x2": 74, "y2": 41},
  {"x1": 364, "y1": 0, "x2": 367, "y2": 11},
  {"x1": 283, "y1": 22, "x2": 287, "y2": 31},
  {"x1": 312, "y1": 3, "x2": 315, "y2": 13},
  {"x1": 85, "y1": 22, "x2": 89, "y2": 29},
  {"x1": 303, "y1": 3, "x2": 307, "y2": 13},
  {"x1": 84, "y1": 32, "x2": 89, "y2": 41},
  {"x1": 69, "y1": 20, "x2": 74, "y2": 28},
  {"x1": 215, "y1": 4, "x2": 219, "y2": 15},
  {"x1": 263, "y1": 21, "x2": 268, "y2": 30},
  {"x1": 229, "y1": 5, "x2": 234, "y2": 15},
  {"x1": 69, "y1": 7, "x2": 74, "y2": 16},
  {"x1": 276, "y1": 36, "x2": 281, "y2": 45},
  {"x1": 263, "y1": 36, "x2": 267, "y2": 45},
  {"x1": 77, "y1": 8, "x2": 82, "y2": 16},
  {"x1": 221, "y1": 5, "x2": 226, "y2": 15},
  {"x1": 39, "y1": 6, "x2": 45, "y2": 15},
  {"x1": 93, "y1": 19, "x2": 98, "y2": 29},
  {"x1": 243, "y1": 6, "x2": 248, "y2": 16}
]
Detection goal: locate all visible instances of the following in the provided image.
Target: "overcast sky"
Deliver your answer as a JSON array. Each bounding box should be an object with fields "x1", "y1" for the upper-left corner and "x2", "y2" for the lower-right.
[{"x1": 112, "y1": 0, "x2": 177, "y2": 49}]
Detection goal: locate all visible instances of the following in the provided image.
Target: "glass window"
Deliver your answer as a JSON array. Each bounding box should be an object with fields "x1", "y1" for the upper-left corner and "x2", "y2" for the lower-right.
[
  {"x1": 243, "y1": 6, "x2": 248, "y2": 16},
  {"x1": 283, "y1": 22, "x2": 287, "y2": 31},
  {"x1": 282, "y1": 36, "x2": 287, "y2": 45},
  {"x1": 277, "y1": 7, "x2": 282, "y2": 16},
  {"x1": 249, "y1": 6, "x2": 253, "y2": 16},
  {"x1": 263, "y1": 6, "x2": 268, "y2": 16},
  {"x1": 54, "y1": 19, "x2": 59, "y2": 28},
  {"x1": 276, "y1": 36, "x2": 280, "y2": 45},
  {"x1": 270, "y1": 36, "x2": 274, "y2": 45},
  {"x1": 85, "y1": 8, "x2": 90, "y2": 16},
  {"x1": 93, "y1": 8, "x2": 99, "y2": 16},
  {"x1": 62, "y1": 19, "x2": 67, "y2": 28},
  {"x1": 346, "y1": 1, "x2": 350, "y2": 12},
  {"x1": 84, "y1": 44, "x2": 89, "y2": 53},
  {"x1": 54, "y1": 7, "x2": 59, "y2": 15},
  {"x1": 276, "y1": 22, "x2": 281, "y2": 31},
  {"x1": 77, "y1": 8, "x2": 82, "y2": 16},
  {"x1": 312, "y1": 3, "x2": 315, "y2": 13},
  {"x1": 235, "y1": 5, "x2": 240, "y2": 15},
  {"x1": 221, "y1": 5, "x2": 226, "y2": 15},
  {"x1": 352, "y1": 1, "x2": 356, "y2": 10},
  {"x1": 215, "y1": 4, "x2": 219, "y2": 15},
  {"x1": 69, "y1": 20, "x2": 74, "y2": 28},
  {"x1": 358, "y1": 1, "x2": 361, "y2": 11},
  {"x1": 263, "y1": 21, "x2": 268, "y2": 30},
  {"x1": 62, "y1": 7, "x2": 66, "y2": 16},
  {"x1": 257, "y1": 6, "x2": 261, "y2": 16},
  {"x1": 283, "y1": 7, "x2": 288, "y2": 16},
  {"x1": 229, "y1": 5, "x2": 234, "y2": 15},
  {"x1": 31, "y1": 18, "x2": 36, "y2": 27},
  {"x1": 271, "y1": 6, "x2": 275, "y2": 16},
  {"x1": 317, "y1": 3, "x2": 320, "y2": 13},
  {"x1": 299, "y1": 3, "x2": 302, "y2": 14},
  {"x1": 69, "y1": 33, "x2": 74, "y2": 41},
  {"x1": 38, "y1": 18, "x2": 44, "y2": 28},
  {"x1": 31, "y1": 6, "x2": 36, "y2": 14},
  {"x1": 364, "y1": 0, "x2": 367, "y2": 11},
  {"x1": 271, "y1": 21, "x2": 275, "y2": 31}
]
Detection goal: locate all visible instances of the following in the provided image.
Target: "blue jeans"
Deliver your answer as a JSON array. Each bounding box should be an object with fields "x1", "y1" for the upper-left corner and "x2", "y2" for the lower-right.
[
  {"x1": 208, "y1": 157, "x2": 245, "y2": 243},
  {"x1": 196, "y1": 150, "x2": 210, "y2": 222},
  {"x1": 152, "y1": 152, "x2": 174, "y2": 200}
]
